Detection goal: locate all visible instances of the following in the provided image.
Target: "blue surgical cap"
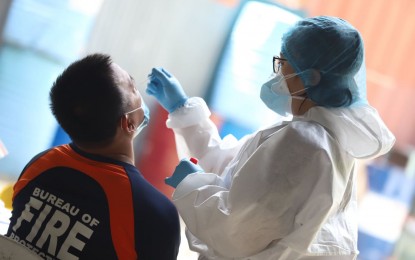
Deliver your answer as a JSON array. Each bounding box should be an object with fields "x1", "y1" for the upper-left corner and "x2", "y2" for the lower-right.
[{"x1": 281, "y1": 16, "x2": 365, "y2": 107}]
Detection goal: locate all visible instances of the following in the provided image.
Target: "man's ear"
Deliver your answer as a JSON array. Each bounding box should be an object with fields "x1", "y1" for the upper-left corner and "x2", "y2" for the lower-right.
[
  {"x1": 120, "y1": 115, "x2": 129, "y2": 131},
  {"x1": 121, "y1": 115, "x2": 136, "y2": 133}
]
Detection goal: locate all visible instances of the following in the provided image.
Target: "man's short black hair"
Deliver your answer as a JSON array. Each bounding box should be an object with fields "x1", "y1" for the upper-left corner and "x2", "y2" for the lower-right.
[{"x1": 50, "y1": 53, "x2": 126, "y2": 145}]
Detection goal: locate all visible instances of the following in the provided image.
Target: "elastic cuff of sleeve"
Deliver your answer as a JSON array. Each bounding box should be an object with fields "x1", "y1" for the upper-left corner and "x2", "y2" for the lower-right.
[
  {"x1": 169, "y1": 97, "x2": 189, "y2": 113},
  {"x1": 166, "y1": 97, "x2": 211, "y2": 129}
]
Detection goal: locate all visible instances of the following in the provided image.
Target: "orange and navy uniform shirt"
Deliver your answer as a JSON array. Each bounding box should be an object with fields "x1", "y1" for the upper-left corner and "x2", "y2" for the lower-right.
[{"x1": 6, "y1": 144, "x2": 180, "y2": 260}]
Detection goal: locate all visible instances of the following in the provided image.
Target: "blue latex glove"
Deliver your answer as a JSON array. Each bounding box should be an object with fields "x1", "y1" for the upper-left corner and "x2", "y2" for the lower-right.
[
  {"x1": 165, "y1": 158, "x2": 204, "y2": 188},
  {"x1": 146, "y1": 67, "x2": 188, "y2": 113}
]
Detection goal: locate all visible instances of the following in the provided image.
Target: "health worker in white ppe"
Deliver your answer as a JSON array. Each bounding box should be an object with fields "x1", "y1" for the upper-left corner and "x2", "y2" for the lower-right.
[{"x1": 146, "y1": 16, "x2": 395, "y2": 260}]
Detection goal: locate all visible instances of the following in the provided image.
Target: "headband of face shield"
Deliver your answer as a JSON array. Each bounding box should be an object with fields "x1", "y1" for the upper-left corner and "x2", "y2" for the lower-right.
[{"x1": 280, "y1": 16, "x2": 367, "y2": 108}]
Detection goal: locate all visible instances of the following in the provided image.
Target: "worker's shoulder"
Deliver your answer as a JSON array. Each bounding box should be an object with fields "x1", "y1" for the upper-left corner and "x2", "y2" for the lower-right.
[
  {"x1": 290, "y1": 119, "x2": 328, "y2": 131},
  {"x1": 282, "y1": 120, "x2": 330, "y2": 138},
  {"x1": 272, "y1": 120, "x2": 335, "y2": 149},
  {"x1": 20, "y1": 146, "x2": 59, "y2": 172}
]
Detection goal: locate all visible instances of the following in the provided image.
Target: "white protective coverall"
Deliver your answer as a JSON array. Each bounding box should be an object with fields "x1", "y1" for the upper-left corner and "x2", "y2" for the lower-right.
[{"x1": 167, "y1": 97, "x2": 395, "y2": 260}]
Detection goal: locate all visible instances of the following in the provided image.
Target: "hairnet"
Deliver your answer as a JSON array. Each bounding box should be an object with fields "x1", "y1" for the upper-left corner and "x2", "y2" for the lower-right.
[{"x1": 281, "y1": 16, "x2": 366, "y2": 107}]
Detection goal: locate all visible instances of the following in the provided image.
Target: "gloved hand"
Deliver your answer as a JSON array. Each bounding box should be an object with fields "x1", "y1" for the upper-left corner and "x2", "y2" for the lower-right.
[
  {"x1": 146, "y1": 67, "x2": 188, "y2": 113},
  {"x1": 165, "y1": 158, "x2": 204, "y2": 188}
]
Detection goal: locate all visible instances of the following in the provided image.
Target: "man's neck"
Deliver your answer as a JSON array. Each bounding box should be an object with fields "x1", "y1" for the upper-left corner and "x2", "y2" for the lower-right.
[{"x1": 75, "y1": 142, "x2": 135, "y2": 165}]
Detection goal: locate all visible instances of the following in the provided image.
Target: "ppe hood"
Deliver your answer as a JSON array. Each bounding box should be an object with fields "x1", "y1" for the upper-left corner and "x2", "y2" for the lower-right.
[{"x1": 304, "y1": 105, "x2": 395, "y2": 159}]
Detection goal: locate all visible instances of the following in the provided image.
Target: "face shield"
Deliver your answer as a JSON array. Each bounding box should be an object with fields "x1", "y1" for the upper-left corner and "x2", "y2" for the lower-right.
[{"x1": 280, "y1": 16, "x2": 367, "y2": 108}]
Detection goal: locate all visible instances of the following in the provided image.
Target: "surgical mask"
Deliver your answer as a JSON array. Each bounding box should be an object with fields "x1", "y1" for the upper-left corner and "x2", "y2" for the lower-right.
[
  {"x1": 125, "y1": 100, "x2": 150, "y2": 138},
  {"x1": 260, "y1": 71, "x2": 306, "y2": 116}
]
